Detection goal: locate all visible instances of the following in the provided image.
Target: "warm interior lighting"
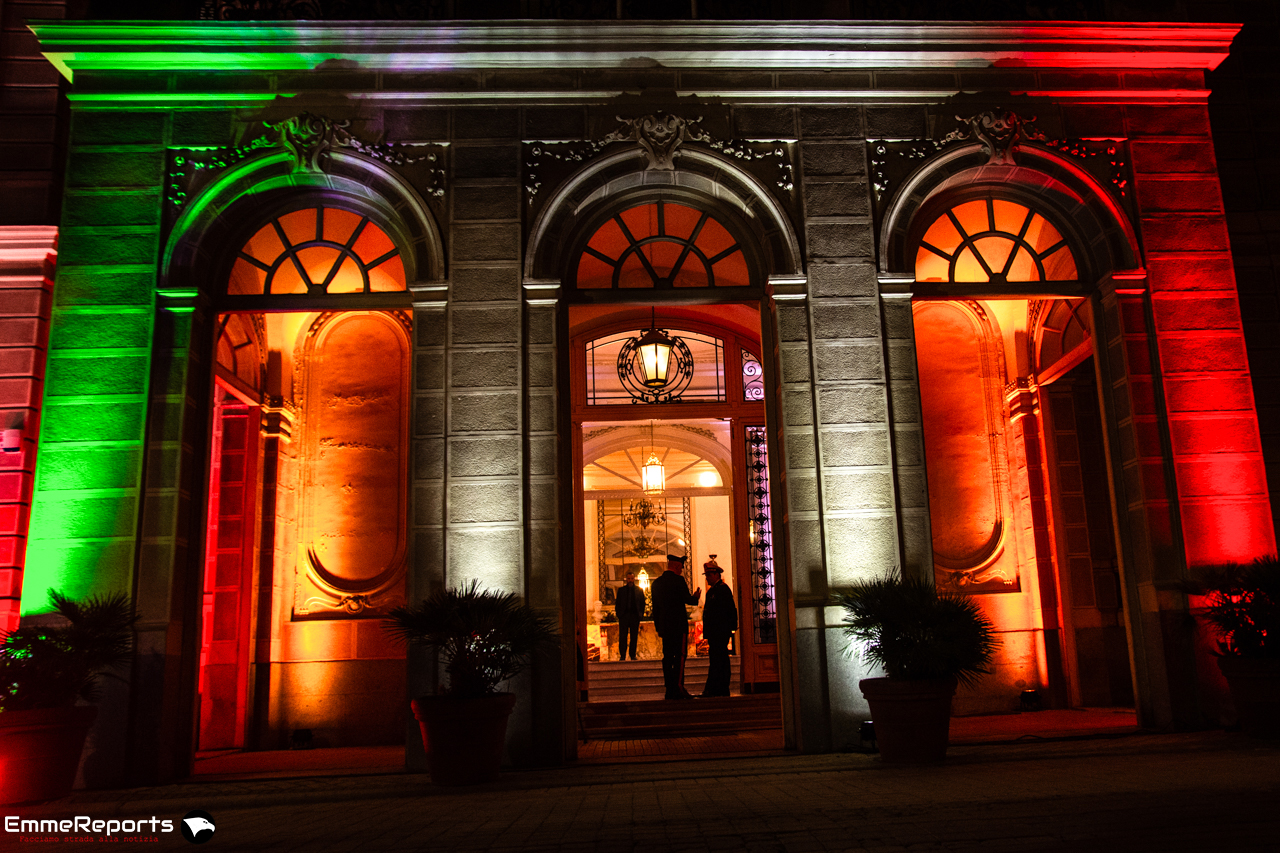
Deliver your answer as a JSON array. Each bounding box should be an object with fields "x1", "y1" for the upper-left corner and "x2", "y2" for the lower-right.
[
  {"x1": 915, "y1": 198, "x2": 1078, "y2": 285},
  {"x1": 698, "y1": 470, "x2": 719, "y2": 488},
  {"x1": 641, "y1": 420, "x2": 665, "y2": 496},
  {"x1": 637, "y1": 326, "x2": 674, "y2": 388},
  {"x1": 637, "y1": 569, "x2": 650, "y2": 590},
  {"x1": 641, "y1": 452, "x2": 666, "y2": 495}
]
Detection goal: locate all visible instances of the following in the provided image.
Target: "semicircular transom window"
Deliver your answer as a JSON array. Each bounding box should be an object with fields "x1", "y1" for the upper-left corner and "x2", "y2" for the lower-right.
[
  {"x1": 576, "y1": 201, "x2": 750, "y2": 290},
  {"x1": 915, "y1": 199, "x2": 1078, "y2": 285},
  {"x1": 228, "y1": 206, "x2": 407, "y2": 296}
]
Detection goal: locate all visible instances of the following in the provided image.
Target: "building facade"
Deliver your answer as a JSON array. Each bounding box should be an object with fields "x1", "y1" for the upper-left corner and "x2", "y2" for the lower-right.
[{"x1": 6, "y1": 18, "x2": 1275, "y2": 786}]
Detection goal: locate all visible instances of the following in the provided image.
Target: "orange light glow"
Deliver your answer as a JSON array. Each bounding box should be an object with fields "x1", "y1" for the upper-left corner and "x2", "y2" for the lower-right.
[
  {"x1": 229, "y1": 206, "x2": 407, "y2": 295},
  {"x1": 575, "y1": 201, "x2": 748, "y2": 289},
  {"x1": 916, "y1": 199, "x2": 1079, "y2": 284}
]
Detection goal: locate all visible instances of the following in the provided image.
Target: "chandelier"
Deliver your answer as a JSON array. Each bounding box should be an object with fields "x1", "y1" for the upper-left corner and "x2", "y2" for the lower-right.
[{"x1": 623, "y1": 496, "x2": 666, "y2": 529}]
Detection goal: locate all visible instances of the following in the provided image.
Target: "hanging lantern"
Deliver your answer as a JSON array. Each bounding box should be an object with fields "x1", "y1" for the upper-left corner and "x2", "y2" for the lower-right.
[
  {"x1": 635, "y1": 325, "x2": 674, "y2": 389},
  {"x1": 637, "y1": 568, "x2": 651, "y2": 590},
  {"x1": 641, "y1": 452, "x2": 666, "y2": 495}
]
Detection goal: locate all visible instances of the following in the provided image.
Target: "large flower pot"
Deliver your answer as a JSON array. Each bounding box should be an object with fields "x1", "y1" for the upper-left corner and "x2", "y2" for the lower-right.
[
  {"x1": 1217, "y1": 656, "x2": 1280, "y2": 739},
  {"x1": 0, "y1": 705, "x2": 97, "y2": 804},
  {"x1": 411, "y1": 693, "x2": 517, "y2": 785},
  {"x1": 859, "y1": 676, "x2": 957, "y2": 764}
]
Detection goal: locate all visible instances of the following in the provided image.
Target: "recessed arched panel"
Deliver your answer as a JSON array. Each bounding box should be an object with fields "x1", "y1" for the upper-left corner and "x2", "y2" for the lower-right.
[
  {"x1": 297, "y1": 311, "x2": 410, "y2": 614},
  {"x1": 914, "y1": 301, "x2": 1010, "y2": 588}
]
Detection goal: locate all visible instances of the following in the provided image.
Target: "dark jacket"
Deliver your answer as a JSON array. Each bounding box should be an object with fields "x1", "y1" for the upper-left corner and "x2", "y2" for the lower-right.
[
  {"x1": 702, "y1": 581, "x2": 738, "y2": 641},
  {"x1": 650, "y1": 570, "x2": 700, "y2": 637},
  {"x1": 615, "y1": 583, "x2": 645, "y2": 623}
]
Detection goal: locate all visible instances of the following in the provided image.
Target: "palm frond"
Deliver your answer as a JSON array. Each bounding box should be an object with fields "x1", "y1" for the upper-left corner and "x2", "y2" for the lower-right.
[
  {"x1": 384, "y1": 580, "x2": 558, "y2": 696},
  {"x1": 834, "y1": 575, "x2": 999, "y2": 687}
]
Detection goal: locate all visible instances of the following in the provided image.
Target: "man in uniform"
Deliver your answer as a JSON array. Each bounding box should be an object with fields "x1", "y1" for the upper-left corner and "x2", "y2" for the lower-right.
[
  {"x1": 699, "y1": 556, "x2": 737, "y2": 697},
  {"x1": 614, "y1": 571, "x2": 646, "y2": 661},
  {"x1": 650, "y1": 554, "x2": 700, "y2": 699}
]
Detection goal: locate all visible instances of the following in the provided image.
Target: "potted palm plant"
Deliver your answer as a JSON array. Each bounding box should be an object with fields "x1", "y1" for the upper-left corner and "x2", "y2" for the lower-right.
[
  {"x1": 0, "y1": 590, "x2": 137, "y2": 804},
  {"x1": 384, "y1": 581, "x2": 557, "y2": 785},
  {"x1": 1185, "y1": 558, "x2": 1280, "y2": 738},
  {"x1": 836, "y1": 574, "x2": 998, "y2": 763}
]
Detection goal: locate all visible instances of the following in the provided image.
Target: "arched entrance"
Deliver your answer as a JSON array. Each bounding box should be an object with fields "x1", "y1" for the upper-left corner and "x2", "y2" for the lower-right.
[
  {"x1": 545, "y1": 187, "x2": 796, "y2": 752},
  {"x1": 906, "y1": 188, "x2": 1138, "y2": 715},
  {"x1": 196, "y1": 201, "x2": 417, "y2": 753}
]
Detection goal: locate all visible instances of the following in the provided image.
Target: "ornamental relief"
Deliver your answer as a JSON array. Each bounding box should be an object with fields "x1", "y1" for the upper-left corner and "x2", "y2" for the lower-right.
[
  {"x1": 164, "y1": 111, "x2": 446, "y2": 234},
  {"x1": 522, "y1": 110, "x2": 796, "y2": 215},
  {"x1": 868, "y1": 108, "x2": 1134, "y2": 216}
]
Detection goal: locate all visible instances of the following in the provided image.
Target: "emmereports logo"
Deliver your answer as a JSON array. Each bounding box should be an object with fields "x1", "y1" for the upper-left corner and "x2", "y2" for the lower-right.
[
  {"x1": 4, "y1": 814, "x2": 174, "y2": 841},
  {"x1": 181, "y1": 810, "x2": 216, "y2": 844}
]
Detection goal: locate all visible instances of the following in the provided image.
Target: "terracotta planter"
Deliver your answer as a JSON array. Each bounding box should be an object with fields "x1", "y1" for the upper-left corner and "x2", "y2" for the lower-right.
[
  {"x1": 1217, "y1": 656, "x2": 1280, "y2": 739},
  {"x1": 859, "y1": 676, "x2": 957, "y2": 764},
  {"x1": 0, "y1": 705, "x2": 97, "y2": 804},
  {"x1": 411, "y1": 693, "x2": 517, "y2": 785}
]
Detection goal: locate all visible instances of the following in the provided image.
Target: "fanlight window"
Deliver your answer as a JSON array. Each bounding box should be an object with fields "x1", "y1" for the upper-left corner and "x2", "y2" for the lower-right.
[
  {"x1": 586, "y1": 329, "x2": 725, "y2": 405},
  {"x1": 576, "y1": 201, "x2": 750, "y2": 289},
  {"x1": 228, "y1": 206, "x2": 407, "y2": 296},
  {"x1": 916, "y1": 199, "x2": 1078, "y2": 284}
]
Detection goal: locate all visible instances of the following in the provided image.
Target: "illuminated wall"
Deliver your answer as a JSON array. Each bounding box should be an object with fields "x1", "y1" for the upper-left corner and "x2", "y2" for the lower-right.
[
  {"x1": 0, "y1": 227, "x2": 57, "y2": 634},
  {"x1": 19, "y1": 20, "x2": 1270, "y2": 777}
]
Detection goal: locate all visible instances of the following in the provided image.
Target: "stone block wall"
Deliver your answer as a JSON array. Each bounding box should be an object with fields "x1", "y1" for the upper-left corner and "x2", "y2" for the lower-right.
[
  {"x1": 18, "y1": 26, "x2": 1277, "y2": 774},
  {"x1": 0, "y1": 227, "x2": 56, "y2": 633}
]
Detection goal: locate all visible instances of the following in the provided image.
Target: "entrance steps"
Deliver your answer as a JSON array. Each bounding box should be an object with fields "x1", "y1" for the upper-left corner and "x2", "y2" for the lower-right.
[
  {"x1": 578, "y1": 694, "x2": 781, "y2": 740},
  {"x1": 587, "y1": 657, "x2": 739, "y2": 702},
  {"x1": 582, "y1": 658, "x2": 780, "y2": 740}
]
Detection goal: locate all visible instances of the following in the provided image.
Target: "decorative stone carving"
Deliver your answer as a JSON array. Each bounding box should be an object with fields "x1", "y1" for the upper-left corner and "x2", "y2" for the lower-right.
[
  {"x1": 267, "y1": 113, "x2": 352, "y2": 173},
  {"x1": 166, "y1": 113, "x2": 445, "y2": 214},
  {"x1": 524, "y1": 133, "x2": 793, "y2": 207},
  {"x1": 941, "y1": 110, "x2": 1049, "y2": 166},
  {"x1": 601, "y1": 113, "x2": 712, "y2": 171},
  {"x1": 869, "y1": 109, "x2": 1132, "y2": 210}
]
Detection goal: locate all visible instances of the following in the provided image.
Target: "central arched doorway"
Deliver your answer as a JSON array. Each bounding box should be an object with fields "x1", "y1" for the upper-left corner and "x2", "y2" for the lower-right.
[{"x1": 554, "y1": 193, "x2": 791, "y2": 754}]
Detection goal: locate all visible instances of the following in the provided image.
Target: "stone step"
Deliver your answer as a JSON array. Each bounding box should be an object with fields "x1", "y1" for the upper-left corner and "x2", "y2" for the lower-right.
[
  {"x1": 587, "y1": 658, "x2": 740, "y2": 699},
  {"x1": 578, "y1": 695, "x2": 781, "y2": 739}
]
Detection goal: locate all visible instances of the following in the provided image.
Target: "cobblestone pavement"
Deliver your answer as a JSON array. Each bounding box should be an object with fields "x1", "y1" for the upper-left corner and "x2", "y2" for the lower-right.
[{"x1": 5, "y1": 731, "x2": 1278, "y2": 852}]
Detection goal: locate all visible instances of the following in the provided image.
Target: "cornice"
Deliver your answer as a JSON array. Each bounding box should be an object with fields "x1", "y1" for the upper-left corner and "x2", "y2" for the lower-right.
[{"x1": 31, "y1": 20, "x2": 1242, "y2": 82}]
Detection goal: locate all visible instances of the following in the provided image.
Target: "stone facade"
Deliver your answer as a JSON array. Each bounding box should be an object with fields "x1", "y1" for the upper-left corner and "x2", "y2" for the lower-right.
[{"x1": 6, "y1": 20, "x2": 1276, "y2": 786}]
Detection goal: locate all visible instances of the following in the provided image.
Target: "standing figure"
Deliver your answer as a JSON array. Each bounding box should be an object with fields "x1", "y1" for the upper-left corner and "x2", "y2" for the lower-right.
[
  {"x1": 650, "y1": 554, "x2": 701, "y2": 700},
  {"x1": 614, "y1": 572, "x2": 646, "y2": 661},
  {"x1": 699, "y1": 556, "x2": 738, "y2": 697}
]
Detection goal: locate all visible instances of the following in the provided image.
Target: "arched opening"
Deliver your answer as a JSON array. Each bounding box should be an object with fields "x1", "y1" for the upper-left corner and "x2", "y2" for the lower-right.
[
  {"x1": 196, "y1": 197, "x2": 414, "y2": 764},
  {"x1": 571, "y1": 306, "x2": 785, "y2": 755},
  {"x1": 527, "y1": 148, "x2": 801, "y2": 757},
  {"x1": 908, "y1": 186, "x2": 1138, "y2": 720}
]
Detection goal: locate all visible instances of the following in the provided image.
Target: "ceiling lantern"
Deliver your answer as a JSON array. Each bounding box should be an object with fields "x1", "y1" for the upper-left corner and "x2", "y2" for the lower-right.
[
  {"x1": 641, "y1": 419, "x2": 665, "y2": 496},
  {"x1": 635, "y1": 325, "x2": 674, "y2": 389},
  {"x1": 641, "y1": 452, "x2": 666, "y2": 496}
]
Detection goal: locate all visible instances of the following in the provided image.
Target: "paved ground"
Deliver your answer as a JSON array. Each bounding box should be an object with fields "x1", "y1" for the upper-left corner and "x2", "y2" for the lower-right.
[{"x1": 5, "y1": 730, "x2": 1279, "y2": 852}]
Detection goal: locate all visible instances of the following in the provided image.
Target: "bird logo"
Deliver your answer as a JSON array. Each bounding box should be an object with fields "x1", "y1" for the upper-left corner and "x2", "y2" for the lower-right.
[{"x1": 180, "y1": 811, "x2": 216, "y2": 844}]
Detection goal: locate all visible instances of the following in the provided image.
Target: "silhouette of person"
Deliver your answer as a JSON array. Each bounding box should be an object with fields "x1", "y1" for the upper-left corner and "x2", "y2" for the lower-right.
[
  {"x1": 650, "y1": 554, "x2": 700, "y2": 700},
  {"x1": 614, "y1": 572, "x2": 646, "y2": 661},
  {"x1": 699, "y1": 557, "x2": 737, "y2": 697}
]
